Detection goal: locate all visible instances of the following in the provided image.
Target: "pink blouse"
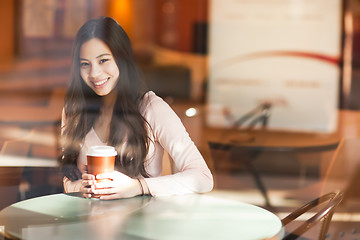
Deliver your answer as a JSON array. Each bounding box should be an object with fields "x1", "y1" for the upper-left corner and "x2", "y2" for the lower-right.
[{"x1": 63, "y1": 91, "x2": 213, "y2": 196}]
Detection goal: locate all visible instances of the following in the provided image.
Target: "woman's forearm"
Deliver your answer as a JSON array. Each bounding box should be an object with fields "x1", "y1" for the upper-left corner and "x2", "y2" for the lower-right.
[{"x1": 143, "y1": 169, "x2": 214, "y2": 197}]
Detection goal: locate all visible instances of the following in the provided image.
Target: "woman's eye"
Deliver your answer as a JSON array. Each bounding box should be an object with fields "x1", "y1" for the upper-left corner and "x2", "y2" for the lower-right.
[
  {"x1": 80, "y1": 62, "x2": 89, "y2": 67},
  {"x1": 99, "y1": 59, "x2": 109, "y2": 64}
]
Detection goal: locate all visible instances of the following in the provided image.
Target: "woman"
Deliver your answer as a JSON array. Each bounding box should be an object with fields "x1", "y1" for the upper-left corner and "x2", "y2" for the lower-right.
[{"x1": 59, "y1": 16, "x2": 213, "y2": 199}]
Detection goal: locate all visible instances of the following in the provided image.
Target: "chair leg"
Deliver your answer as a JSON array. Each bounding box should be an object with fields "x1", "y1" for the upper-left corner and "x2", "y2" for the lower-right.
[
  {"x1": 245, "y1": 161, "x2": 272, "y2": 208},
  {"x1": 318, "y1": 211, "x2": 335, "y2": 240}
]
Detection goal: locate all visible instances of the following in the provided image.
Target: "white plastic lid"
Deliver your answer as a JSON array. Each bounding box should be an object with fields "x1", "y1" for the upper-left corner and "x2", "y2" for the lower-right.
[{"x1": 87, "y1": 145, "x2": 117, "y2": 157}]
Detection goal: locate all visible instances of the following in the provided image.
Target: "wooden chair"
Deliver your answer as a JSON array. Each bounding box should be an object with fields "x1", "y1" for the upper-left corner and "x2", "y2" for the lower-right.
[{"x1": 281, "y1": 191, "x2": 344, "y2": 240}]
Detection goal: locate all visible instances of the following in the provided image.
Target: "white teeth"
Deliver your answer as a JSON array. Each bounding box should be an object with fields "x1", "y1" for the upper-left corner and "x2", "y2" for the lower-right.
[{"x1": 94, "y1": 78, "x2": 108, "y2": 86}]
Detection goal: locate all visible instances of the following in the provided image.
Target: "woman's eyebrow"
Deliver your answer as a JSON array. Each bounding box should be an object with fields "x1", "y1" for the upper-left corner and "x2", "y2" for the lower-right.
[
  {"x1": 96, "y1": 53, "x2": 111, "y2": 58},
  {"x1": 79, "y1": 53, "x2": 111, "y2": 61}
]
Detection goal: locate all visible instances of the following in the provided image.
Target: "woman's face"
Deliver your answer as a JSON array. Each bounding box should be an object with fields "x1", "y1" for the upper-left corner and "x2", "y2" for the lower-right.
[{"x1": 79, "y1": 38, "x2": 120, "y2": 96}]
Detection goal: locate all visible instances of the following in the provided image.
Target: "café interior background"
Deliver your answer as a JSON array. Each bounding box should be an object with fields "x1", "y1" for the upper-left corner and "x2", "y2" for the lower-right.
[{"x1": 1, "y1": 0, "x2": 360, "y2": 230}]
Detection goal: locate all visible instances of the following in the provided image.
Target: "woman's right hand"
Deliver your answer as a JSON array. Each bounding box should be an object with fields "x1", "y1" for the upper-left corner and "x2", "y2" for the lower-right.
[{"x1": 81, "y1": 173, "x2": 97, "y2": 198}]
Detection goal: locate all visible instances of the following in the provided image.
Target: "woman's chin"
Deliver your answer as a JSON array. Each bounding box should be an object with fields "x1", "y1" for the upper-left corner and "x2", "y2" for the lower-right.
[{"x1": 93, "y1": 89, "x2": 111, "y2": 96}]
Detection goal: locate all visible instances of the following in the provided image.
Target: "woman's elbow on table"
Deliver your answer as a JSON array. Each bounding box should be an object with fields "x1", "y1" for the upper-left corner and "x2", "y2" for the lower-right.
[
  {"x1": 199, "y1": 170, "x2": 214, "y2": 193},
  {"x1": 190, "y1": 168, "x2": 214, "y2": 194}
]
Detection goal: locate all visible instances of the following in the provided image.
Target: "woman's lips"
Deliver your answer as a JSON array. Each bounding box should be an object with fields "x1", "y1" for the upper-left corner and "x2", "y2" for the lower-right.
[{"x1": 93, "y1": 78, "x2": 109, "y2": 88}]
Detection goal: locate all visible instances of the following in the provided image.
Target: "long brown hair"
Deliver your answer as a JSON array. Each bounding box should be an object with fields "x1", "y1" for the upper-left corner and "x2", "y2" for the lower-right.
[{"x1": 59, "y1": 17, "x2": 150, "y2": 179}]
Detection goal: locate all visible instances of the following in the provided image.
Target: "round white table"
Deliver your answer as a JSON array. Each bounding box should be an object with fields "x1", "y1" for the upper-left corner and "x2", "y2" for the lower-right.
[{"x1": 0, "y1": 193, "x2": 283, "y2": 240}]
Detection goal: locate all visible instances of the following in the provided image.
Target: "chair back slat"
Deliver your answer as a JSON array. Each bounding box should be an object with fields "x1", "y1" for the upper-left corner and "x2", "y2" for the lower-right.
[{"x1": 282, "y1": 191, "x2": 344, "y2": 240}]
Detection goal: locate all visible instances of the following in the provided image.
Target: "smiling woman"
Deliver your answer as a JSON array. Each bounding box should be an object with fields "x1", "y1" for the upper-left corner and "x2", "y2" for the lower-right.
[{"x1": 58, "y1": 17, "x2": 213, "y2": 200}]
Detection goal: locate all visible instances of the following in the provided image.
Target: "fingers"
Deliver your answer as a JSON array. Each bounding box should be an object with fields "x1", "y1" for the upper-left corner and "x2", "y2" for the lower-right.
[
  {"x1": 98, "y1": 194, "x2": 118, "y2": 200},
  {"x1": 86, "y1": 186, "x2": 130, "y2": 200},
  {"x1": 82, "y1": 173, "x2": 96, "y2": 180},
  {"x1": 96, "y1": 171, "x2": 117, "y2": 181},
  {"x1": 94, "y1": 180, "x2": 116, "y2": 189},
  {"x1": 83, "y1": 193, "x2": 92, "y2": 199},
  {"x1": 97, "y1": 171, "x2": 133, "y2": 185},
  {"x1": 93, "y1": 188, "x2": 112, "y2": 196},
  {"x1": 81, "y1": 180, "x2": 116, "y2": 199},
  {"x1": 96, "y1": 171, "x2": 131, "y2": 180},
  {"x1": 80, "y1": 171, "x2": 137, "y2": 200},
  {"x1": 81, "y1": 173, "x2": 97, "y2": 198},
  {"x1": 82, "y1": 179, "x2": 96, "y2": 187},
  {"x1": 81, "y1": 185, "x2": 94, "y2": 199},
  {"x1": 91, "y1": 184, "x2": 125, "y2": 199},
  {"x1": 81, "y1": 178, "x2": 96, "y2": 193}
]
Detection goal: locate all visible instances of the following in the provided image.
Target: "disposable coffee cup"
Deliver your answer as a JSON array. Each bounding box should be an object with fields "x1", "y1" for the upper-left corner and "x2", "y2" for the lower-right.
[{"x1": 87, "y1": 146, "x2": 117, "y2": 183}]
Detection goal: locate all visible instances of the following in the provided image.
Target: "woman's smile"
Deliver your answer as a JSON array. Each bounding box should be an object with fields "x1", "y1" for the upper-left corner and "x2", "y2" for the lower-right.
[{"x1": 92, "y1": 77, "x2": 110, "y2": 88}]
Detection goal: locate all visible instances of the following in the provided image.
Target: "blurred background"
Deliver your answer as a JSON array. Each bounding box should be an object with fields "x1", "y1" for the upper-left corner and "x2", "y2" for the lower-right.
[{"x1": 0, "y1": 0, "x2": 360, "y2": 238}]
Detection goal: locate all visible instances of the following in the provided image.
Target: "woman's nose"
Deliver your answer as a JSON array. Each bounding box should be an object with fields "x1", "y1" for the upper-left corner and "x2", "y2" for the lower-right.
[{"x1": 89, "y1": 64, "x2": 101, "y2": 78}]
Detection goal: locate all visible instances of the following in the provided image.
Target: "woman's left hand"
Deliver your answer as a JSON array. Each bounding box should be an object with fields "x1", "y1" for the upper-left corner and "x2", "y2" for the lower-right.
[{"x1": 91, "y1": 171, "x2": 142, "y2": 200}]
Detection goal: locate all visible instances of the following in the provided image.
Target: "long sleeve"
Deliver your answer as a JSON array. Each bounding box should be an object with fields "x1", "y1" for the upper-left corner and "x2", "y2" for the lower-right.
[{"x1": 141, "y1": 92, "x2": 213, "y2": 196}]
